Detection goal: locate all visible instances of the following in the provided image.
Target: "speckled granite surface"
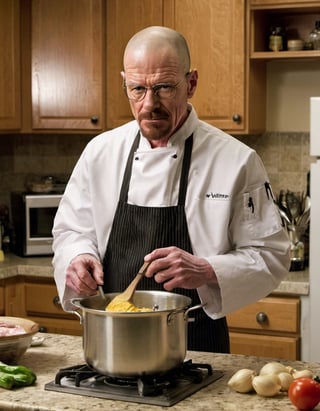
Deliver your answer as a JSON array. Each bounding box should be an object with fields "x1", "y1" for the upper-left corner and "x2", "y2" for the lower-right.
[
  {"x1": 0, "y1": 333, "x2": 319, "y2": 411},
  {"x1": 0, "y1": 254, "x2": 53, "y2": 279},
  {"x1": 272, "y1": 269, "x2": 309, "y2": 296},
  {"x1": 0, "y1": 253, "x2": 310, "y2": 296}
]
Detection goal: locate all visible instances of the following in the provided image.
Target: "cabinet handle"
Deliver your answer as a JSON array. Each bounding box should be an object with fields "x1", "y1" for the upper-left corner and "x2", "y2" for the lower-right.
[
  {"x1": 256, "y1": 311, "x2": 268, "y2": 324},
  {"x1": 91, "y1": 116, "x2": 99, "y2": 124},
  {"x1": 53, "y1": 295, "x2": 62, "y2": 309},
  {"x1": 39, "y1": 326, "x2": 47, "y2": 333},
  {"x1": 232, "y1": 114, "x2": 241, "y2": 123}
]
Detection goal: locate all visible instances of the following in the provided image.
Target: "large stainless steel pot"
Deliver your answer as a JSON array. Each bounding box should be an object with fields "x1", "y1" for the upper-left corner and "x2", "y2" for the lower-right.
[{"x1": 71, "y1": 290, "x2": 203, "y2": 377}]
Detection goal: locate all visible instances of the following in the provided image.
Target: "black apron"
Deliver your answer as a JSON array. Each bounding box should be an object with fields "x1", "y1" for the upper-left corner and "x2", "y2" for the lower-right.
[{"x1": 102, "y1": 132, "x2": 229, "y2": 353}]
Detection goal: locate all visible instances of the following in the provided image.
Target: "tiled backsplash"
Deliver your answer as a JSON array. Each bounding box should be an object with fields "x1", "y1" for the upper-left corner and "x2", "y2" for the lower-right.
[
  {"x1": 0, "y1": 132, "x2": 314, "y2": 208},
  {"x1": 239, "y1": 132, "x2": 313, "y2": 198},
  {"x1": 0, "y1": 134, "x2": 92, "y2": 205}
]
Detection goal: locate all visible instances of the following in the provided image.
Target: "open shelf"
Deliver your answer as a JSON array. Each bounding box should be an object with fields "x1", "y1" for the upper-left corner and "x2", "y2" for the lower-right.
[
  {"x1": 249, "y1": 3, "x2": 320, "y2": 60},
  {"x1": 250, "y1": 49, "x2": 320, "y2": 60}
]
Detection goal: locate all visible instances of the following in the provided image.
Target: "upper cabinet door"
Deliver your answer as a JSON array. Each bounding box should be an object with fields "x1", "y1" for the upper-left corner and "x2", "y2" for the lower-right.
[
  {"x1": 106, "y1": 0, "x2": 166, "y2": 129},
  {"x1": 31, "y1": 0, "x2": 104, "y2": 131},
  {"x1": 165, "y1": 0, "x2": 245, "y2": 133},
  {"x1": 0, "y1": 0, "x2": 21, "y2": 130},
  {"x1": 106, "y1": 0, "x2": 246, "y2": 133}
]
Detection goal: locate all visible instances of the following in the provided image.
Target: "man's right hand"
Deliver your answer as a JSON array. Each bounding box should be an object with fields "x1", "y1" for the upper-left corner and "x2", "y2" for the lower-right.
[{"x1": 65, "y1": 253, "x2": 104, "y2": 295}]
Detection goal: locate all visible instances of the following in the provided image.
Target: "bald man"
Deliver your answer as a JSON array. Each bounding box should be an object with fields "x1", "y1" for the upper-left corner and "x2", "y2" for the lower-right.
[{"x1": 53, "y1": 26, "x2": 290, "y2": 352}]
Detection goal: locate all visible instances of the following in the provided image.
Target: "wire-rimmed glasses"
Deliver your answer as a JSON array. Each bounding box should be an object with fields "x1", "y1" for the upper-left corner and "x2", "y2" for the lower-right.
[{"x1": 123, "y1": 73, "x2": 190, "y2": 102}]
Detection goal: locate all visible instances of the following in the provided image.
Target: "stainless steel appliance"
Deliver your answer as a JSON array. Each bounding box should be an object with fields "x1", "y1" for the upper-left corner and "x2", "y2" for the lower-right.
[
  {"x1": 45, "y1": 290, "x2": 223, "y2": 406},
  {"x1": 308, "y1": 97, "x2": 320, "y2": 362},
  {"x1": 10, "y1": 192, "x2": 62, "y2": 256},
  {"x1": 45, "y1": 361, "x2": 223, "y2": 406},
  {"x1": 71, "y1": 291, "x2": 204, "y2": 377}
]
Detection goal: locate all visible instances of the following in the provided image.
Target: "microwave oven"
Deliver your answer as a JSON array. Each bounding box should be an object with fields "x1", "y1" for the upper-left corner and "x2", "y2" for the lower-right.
[{"x1": 10, "y1": 192, "x2": 62, "y2": 256}]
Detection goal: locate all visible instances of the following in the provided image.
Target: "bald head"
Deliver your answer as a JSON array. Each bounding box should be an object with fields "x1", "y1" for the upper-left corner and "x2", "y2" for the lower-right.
[{"x1": 123, "y1": 26, "x2": 190, "y2": 74}]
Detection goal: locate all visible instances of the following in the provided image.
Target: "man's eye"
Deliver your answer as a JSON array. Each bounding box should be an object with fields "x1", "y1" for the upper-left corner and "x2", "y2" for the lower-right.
[
  {"x1": 131, "y1": 86, "x2": 145, "y2": 93},
  {"x1": 154, "y1": 84, "x2": 172, "y2": 92}
]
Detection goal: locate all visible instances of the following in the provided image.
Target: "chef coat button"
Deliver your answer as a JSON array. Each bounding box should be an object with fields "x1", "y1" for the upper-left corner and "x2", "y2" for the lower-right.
[
  {"x1": 135, "y1": 156, "x2": 139, "y2": 160},
  {"x1": 172, "y1": 154, "x2": 177, "y2": 158}
]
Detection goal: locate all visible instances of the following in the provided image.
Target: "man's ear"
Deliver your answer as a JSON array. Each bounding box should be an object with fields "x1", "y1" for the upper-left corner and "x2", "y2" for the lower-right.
[{"x1": 187, "y1": 69, "x2": 198, "y2": 98}]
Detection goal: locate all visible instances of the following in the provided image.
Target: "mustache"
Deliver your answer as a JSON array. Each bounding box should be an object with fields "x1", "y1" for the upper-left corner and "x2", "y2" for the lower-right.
[{"x1": 140, "y1": 109, "x2": 169, "y2": 120}]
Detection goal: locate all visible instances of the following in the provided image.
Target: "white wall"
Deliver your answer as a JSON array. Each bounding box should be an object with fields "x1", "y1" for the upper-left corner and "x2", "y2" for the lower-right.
[{"x1": 266, "y1": 60, "x2": 320, "y2": 132}]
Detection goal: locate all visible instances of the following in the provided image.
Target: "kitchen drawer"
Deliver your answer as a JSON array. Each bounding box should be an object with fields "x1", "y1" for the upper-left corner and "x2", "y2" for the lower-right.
[
  {"x1": 26, "y1": 315, "x2": 81, "y2": 336},
  {"x1": 229, "y1": 331, "x2": 299, "y2": 360},
  {"x1": 24, "y1": 281, "x2": 82, "y2": 335},
  {"x1": 24, "y1": 282, "x2": 73, "y2": 319},
  {"x1": 227, "y1": 297, "x2": 300, "y2": 333}
]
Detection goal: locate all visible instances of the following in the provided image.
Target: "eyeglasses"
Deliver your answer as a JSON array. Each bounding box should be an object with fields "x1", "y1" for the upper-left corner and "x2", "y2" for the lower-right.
[{"x1": 123, "y1": 73, "x2": 190, "y2": 102}]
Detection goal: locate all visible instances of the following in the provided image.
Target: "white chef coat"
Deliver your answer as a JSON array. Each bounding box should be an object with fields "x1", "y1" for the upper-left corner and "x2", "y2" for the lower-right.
[{"x1": 52, "y1": 105, "x2": 290, "y2": 316}]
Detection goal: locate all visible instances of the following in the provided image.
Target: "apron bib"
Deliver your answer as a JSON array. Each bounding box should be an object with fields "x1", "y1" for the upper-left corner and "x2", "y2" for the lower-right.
[{"x1": 102, "y1": 132, "x2": 229, "y2": 353}]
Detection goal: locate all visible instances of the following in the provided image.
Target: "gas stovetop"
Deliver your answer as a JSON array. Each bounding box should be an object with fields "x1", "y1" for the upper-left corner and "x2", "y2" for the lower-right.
[{"x1": 45, "y1": 360, "x2": 223, "y2": 406}]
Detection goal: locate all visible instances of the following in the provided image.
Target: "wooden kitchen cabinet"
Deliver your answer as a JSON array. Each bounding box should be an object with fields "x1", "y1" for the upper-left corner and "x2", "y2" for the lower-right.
[
  {"x1": 1, "y1": 275, "x2": 81, "y2": 335},
  {"x1": 0, "y1": 0, "x2": 21, "y2": 130},
  {"x1": 23, "y1": 277, "x2": 82, "y2": 336},
  {"x1": 3, "y1": 0, "x2": 319, "y2": 134},
  {"x1": 165, "y1": 0, "x2": 249, "y2": 133},
  {"x1": 106, "y1": 0, "x2": 166, "y2": 129},
  {"x1": 31, "y1": 0, "x2": 105, "y2": 131},
  {"x1": 227, "y1": 296, "x2": 301, "y2": 360},
  {"x1": 107, "y1": 0, "x2": 265, "y2": 134},
  {"x1": 4, "y1": 277, "x2": 25, "y2": 317},
  {"x1": 249, "y1": 1, "x2": 320, "y2": 60}
]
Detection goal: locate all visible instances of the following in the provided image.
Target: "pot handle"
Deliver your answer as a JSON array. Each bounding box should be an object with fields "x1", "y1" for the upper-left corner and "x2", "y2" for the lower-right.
[
  {"x1": 68, "y1": 298, "x2": 84, "y2": 324},
  {"x1": 167, "y1": 303, "x2": 206, "y2": 325},
  {"x1": 184, "y1": 303, "x2": 207, "y2": 322}
]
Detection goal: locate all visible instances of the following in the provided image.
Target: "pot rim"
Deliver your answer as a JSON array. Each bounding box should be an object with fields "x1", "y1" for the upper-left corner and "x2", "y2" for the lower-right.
[{"x1": 70, "y1": 290, "x2": 193, "y2": 317}]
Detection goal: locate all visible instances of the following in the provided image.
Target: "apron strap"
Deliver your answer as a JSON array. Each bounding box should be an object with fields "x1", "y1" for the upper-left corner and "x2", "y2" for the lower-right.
[
  {"x1": 119, "y1": 131, "x2": 140, "y2": 202},
  {"x1": 178, "y1": 134, "x2": 193, "y2": 206}
]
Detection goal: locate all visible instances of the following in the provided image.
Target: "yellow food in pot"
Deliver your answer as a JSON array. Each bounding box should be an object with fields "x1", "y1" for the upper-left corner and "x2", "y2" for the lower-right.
[{"x1": 105, "y1": 300, "x2": 152, "y2": 312}]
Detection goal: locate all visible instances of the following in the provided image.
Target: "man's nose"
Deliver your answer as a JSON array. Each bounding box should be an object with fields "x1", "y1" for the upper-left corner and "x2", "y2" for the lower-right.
[{"x1": 143, "y1": 88, "x2": 160, "y2": 106}]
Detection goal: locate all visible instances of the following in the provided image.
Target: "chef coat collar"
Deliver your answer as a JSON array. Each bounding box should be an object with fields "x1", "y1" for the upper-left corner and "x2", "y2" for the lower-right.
[{"x1": 138, "y1": 104, "x2": 198, "y2": 150}]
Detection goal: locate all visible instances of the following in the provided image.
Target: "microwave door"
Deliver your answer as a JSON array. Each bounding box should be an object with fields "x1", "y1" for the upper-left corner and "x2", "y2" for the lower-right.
[
  {"x1": 26, "y1": 205, "x2": 56, "y2": 255},
  {"x1": 25, "y1": 194, "x2": 62, "y2": 256},
  {"x1": 27, "y1": 205, "x2": 57, "y2": 239}
]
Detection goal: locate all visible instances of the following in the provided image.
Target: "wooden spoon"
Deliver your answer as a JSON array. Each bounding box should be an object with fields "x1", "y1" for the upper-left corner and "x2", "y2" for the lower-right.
[{"x1": 105, "y1": 261, "x2": 150, "y2": 311}]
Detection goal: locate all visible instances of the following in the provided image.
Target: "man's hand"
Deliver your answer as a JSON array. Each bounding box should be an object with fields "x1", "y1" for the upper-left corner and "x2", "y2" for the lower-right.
[
  {"x1": 144, "y1": 247, "x2": 217, "y2": 291},
  {"x1": 65, "y1": 253, "x2": 104, "y2": 295}
]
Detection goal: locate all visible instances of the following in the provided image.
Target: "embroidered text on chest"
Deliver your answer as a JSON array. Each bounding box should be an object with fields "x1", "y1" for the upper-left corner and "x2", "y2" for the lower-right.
[{"x1": 206, "y1": 192, "x2": 230, "y2": 200}]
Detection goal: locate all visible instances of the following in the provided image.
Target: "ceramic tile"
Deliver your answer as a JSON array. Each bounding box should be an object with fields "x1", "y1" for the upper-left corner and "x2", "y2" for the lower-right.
[{"x1": 0, "y1": 132, "x2": 312, "y2": 211}]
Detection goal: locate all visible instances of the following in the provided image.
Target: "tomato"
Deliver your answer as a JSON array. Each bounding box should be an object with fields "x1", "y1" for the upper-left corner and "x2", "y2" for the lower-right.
[{"x1": 288, "y1": 377, "x2": 320, "y2": 411}]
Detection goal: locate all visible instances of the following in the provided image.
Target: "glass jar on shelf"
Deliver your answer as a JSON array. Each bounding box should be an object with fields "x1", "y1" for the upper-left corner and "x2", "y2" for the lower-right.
[
  {"x1": 269, "y1": 26, "x2": 286, "y2": 51},
  {"x1": 309, "y1": 20, "x2": 320, "y2": 50}
]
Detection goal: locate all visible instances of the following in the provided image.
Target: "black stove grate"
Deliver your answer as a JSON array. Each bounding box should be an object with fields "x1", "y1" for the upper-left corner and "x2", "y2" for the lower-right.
[{"x1": 45, "y1": 360, "x2": 223, "y2": 407}]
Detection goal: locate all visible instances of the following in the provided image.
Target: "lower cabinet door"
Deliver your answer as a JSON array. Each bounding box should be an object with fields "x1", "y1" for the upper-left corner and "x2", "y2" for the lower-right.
[
  {"x1": 24, "y1": 281, "x2": 82, "y2": 335},
  {"x1": 27, "y1": 315, "x2": 82, "y2": 336},
  {"x1": 229, "y1": 332, "x2": 300, "y2": 360}
]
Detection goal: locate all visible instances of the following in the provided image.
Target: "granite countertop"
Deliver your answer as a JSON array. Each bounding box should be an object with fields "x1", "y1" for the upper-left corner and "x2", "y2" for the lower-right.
[
  {"x1": 0, "y1": 253, "x2": 310, "y2": 296},
  {"x1": 272, "y1": 269, "x2": 309, "y2": 296},
  {"x1": 0, "y1": 333, "x2": 319, "y2": 411},
  {"x1": 0, "y1": 254, "x2": 54, "y2": 279}
]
